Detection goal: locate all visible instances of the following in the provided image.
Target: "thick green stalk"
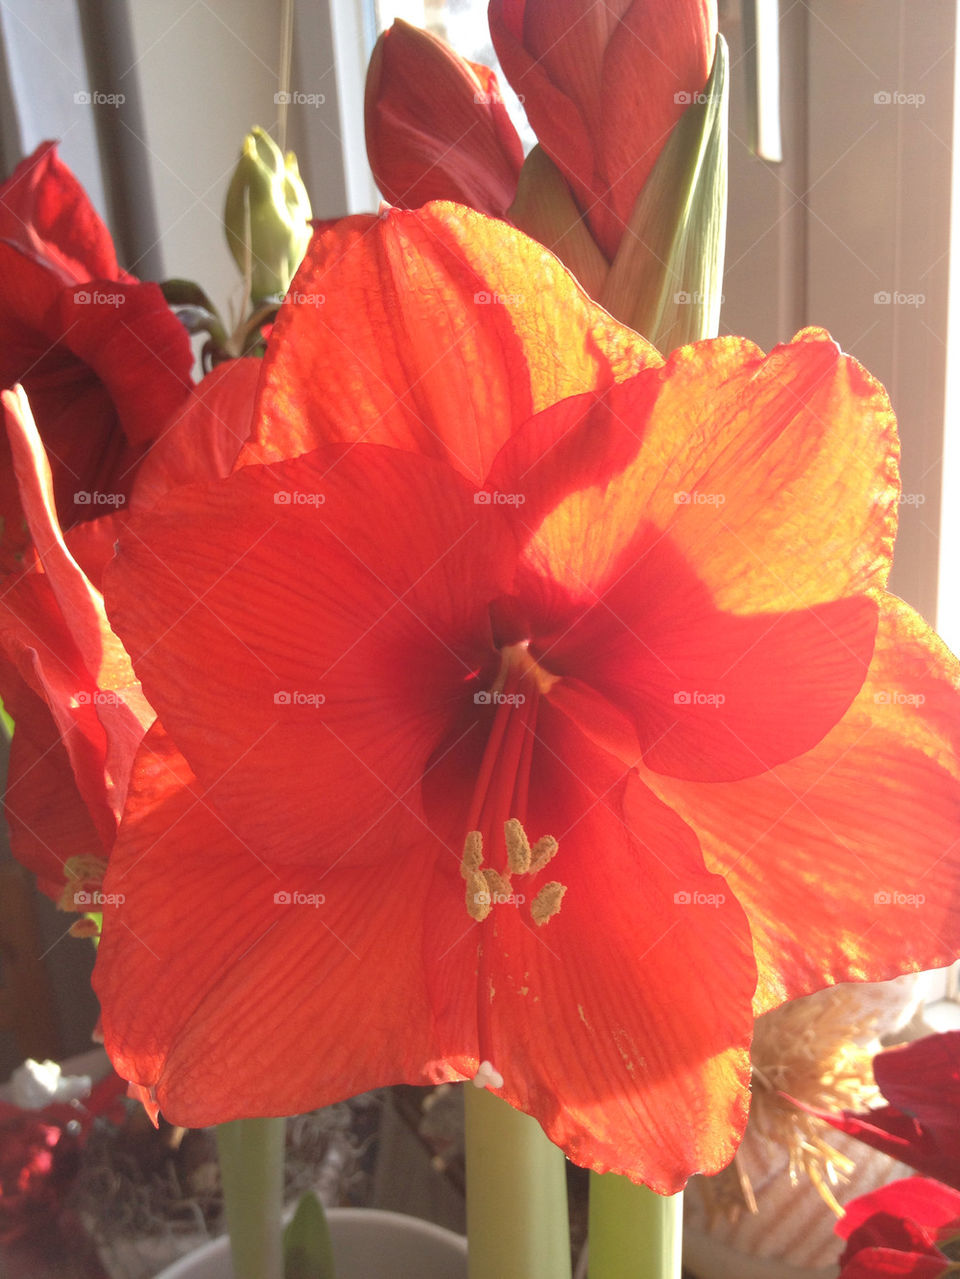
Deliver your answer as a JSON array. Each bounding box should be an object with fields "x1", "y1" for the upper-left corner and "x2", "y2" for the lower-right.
[
  {"x1": 464, "y1": 1084, "x2": 572, "y2": 1279},
  {"x1": 216, "y1": 1116, "x2": 286, "y2": 1279},
  {"x1": 588, "y1": 1174, "x2": 682, "y2": 1279}
]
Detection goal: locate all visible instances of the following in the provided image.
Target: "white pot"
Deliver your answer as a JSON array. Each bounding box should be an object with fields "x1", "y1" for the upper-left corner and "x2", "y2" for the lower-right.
[{"x1": 155, "y1": 1208, "x2": 467, "y2": 1279}]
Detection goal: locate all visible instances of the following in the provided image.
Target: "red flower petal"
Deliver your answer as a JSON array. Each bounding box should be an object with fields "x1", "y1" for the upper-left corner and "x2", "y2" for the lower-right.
[
  {"x1": 840, "y1": 1252, "x2": 951, "y2": 1279},
  {"x1": 244, "y1": 204, "x2": 659, "y2": 481},
  {"x1": 94, "y1": 725, "x2": 467, "y2": 1125},
  {"x1": 643, "y1": 595, "x2": 960, "y2": 1014},
  {"x1": 0, "y1": 662, "x2": 104, "y2": 897},
  {"x1": 130, "y1": 358, "x2": 260, "y2": 511},
  {"x1": 0, "y1": 141, "x2": 121, "y2": 283},
  {"x1": 838, "y1": 1176, "x2": 960, "y2": 1246},
  {"x1": 365, "y1": 21, "x2": 523, "y2": 215}
]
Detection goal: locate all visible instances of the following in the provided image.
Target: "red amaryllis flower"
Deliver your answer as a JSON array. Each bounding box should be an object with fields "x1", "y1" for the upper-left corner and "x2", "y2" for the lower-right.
[
  {"x1": 0, "y1": 362, "x2": 257, "y2": 902},
  {"x1": 0, "y1": 142, "x2": 193, "y2": 570},
  {"x1": 836, "y1": 1178, "x2": 960, "y2": 1278},
  {"x1": 489, "y1": 0, "x2": 717, "y2": 260},
  {"x1": 96, "y1": 206, "x2": 960, "y2": 1188},
  {"x1": 366, "y1": 19, "x2": 524, "y2": 216},
  {"x1": 816, "y1": 1032, "x2": 960, "y2": 1191}
]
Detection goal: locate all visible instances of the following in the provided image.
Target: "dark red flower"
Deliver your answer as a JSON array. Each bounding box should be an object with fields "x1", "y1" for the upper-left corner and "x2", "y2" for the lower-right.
[
  {"x1": 489, "y1": 0, "x2": 717, "y2": 260},
  {"x1": 836, "y1": 1178, "x2": 960, "y2": 1278},
  {"x1": 93, "y1": 206, "x2": 960, "y2": 1188},
  {"x1": 0, "y1": 142, "x2": 193, "y2": 570}
]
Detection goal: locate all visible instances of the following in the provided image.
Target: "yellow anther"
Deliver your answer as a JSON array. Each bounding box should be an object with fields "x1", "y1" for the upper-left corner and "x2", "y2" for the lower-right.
[
  {"x1": 529, "y1": 835, "x2": 559, "y2": 875},
  {"x1": 483, "y1": 867, "x2": 512, "y2": 899},
  {"x1": 461, "y1": 830, "x2": 484, "y2": 878},
  {"x1": 504, "y1": 818, "x2": 531, "y2": 873},
  {"x1": 466, "y1": 870, "x2": 492, "y2": 921},
  {"x1": 531, "y1": 881, "x2": 567, "y2": 927}
]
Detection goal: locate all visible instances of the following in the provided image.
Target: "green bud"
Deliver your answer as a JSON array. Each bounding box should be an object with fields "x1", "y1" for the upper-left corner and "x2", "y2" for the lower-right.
[{"x1": 224, "y1": 126, "x2": 312, "y2": 305}]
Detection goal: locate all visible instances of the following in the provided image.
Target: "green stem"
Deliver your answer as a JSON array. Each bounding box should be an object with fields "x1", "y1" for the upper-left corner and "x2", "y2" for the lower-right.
[
  {"x1": 588, "y1": 1173, "x2": 682, "y2": 1279},
  {"x1": 216, "y1": 1117, "x2": 286, "y2": 1279},
  {"x1": 464, "y1": 1084, "x2": 571, "y2": 1279}
]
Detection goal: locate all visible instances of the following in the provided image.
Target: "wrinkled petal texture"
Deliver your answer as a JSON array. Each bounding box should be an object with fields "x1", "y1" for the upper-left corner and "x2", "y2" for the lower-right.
[
  {"x1": 244, "y1": 203, "x2": 659, "y2": 480},
  {"x1": 490, "y1": 0, "x2": 717, "y2": 260},
  {"x1": 366, "y1": 21, "x2": 523, "y2": 215}
]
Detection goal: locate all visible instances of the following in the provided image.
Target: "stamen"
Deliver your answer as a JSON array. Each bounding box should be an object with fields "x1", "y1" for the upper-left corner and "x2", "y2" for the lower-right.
[
  {"x1": 529, "y1": 835, "x2": 559, "y2": 875},
  {"x1": 461, "y1": 830, "x2": 484, "y2": 878},
  {"x1": 531, "y1": 881, "x2": 567, "y2": 927},
  {"x1": 504, "y1": 817, "x2": 531, "y2": 873},
  {"x1": 482, "y1": 867, "x2": 512, "y2": 898},
  {"x1": 465, "y1": 870, "x2": 492, "y2": 921},
  {"x1": 472, "y1": 1060, "x2": 504, "y2": 1090}
]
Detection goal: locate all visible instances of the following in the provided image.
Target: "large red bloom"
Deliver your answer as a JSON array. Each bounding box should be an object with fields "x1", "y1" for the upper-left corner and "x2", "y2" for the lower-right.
[
  {"x1": 0, "y1": 143, "x2": 194, "y2": 570},
  {"x1": 95, "y1": 206, "x2": 960, "y2": 1188},
  {"x1": 489, "y1": 0, "x2": 717, "y2": 260}
]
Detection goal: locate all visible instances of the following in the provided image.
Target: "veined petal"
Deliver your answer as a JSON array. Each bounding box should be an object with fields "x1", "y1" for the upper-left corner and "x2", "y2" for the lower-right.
[
  {"x1": 643, "y1": 595, "x2": 960, "y2": 1014},
  {"x1": 94, "y1": 726, "x2": 467, "y2": 1125},
  {"x1": 105, "y1": 444, "x2": 516, "y2": 864},
  {"x1": 244, "y1": 204, "x2": 659, "y2": 482}
]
